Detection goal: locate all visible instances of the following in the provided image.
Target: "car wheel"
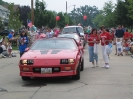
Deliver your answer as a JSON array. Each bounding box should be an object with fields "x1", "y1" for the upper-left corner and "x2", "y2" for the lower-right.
[
  {"x1": 72, "y1": 64, "x2": 80, "y2": 80},
  {"x1": 21, "y1": 76, "x2": 30, "y2": 81},
  {"x1": 80, "y1": 58, "x2": 84, "y2": 71}
]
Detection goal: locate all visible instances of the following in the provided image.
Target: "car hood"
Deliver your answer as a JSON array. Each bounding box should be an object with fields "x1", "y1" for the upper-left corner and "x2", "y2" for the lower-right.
[{"x1": 21, "y1": 49, "x2": 78, "y2": 59}]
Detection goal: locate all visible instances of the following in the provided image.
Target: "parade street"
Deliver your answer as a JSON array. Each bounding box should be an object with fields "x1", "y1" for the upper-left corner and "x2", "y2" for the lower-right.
[{"x1": 0, "y1": 46, "x2": 133, "y2": 99}]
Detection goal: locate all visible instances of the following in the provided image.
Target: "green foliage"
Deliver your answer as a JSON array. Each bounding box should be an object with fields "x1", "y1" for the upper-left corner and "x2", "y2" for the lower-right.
[
  {"x1": 126, "y1": 0, "x2": 133, "y2": 20},
  {"x1": 19, "y1": 6, "x2": 31, "y2": 27},
  {"x1": 0, "y1": 17, "x2": 4, "y2": 30},
  {"x1": 0, "y1": 0, "x2": 8, "y2": 5},
  {"x1": 34, "y1": 0, "x2": 73, "y2": 28},
  {"x1": 93, "y1": 0, "x2": 116, "y2": 28},
  {"x1": 56, "y1": 12, "x2": 65, "y2": 28},
  {"x1": 8, "y1": 3, "x2": 22, "y2": 31},
  {"x1": 69, "y1": 5, "x2": 99, "y2": 27},
  {"x1": 93, "y1": 13, "x2": 105, "y2": 28}
]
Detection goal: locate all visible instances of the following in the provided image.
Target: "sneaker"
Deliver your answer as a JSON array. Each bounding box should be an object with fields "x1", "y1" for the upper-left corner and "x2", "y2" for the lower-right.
[
  {"x1": 0, "y1": 54, "x2": 6, "y2": 58},
  {"x1": 131, "y1": 55, "x2": 133, "y2": 58},
  {"x1": 96, "y1": 64, "x2": 99, "y2": 67},
  {"x1": 9, "y1": 56, "x2": 11, "y2": 58},
  {"x1": 92, "y1": 65, "x2": 95, "y2": 68},
  {"x1": 92, "y1": 66, "x2": 95, "y2": 68},
  {"x1": 106, "y1": 65, "x2": 110, "y2": 69},
  {"x1": 102, "y1": 65, "x2": 106, "y2": 68}
]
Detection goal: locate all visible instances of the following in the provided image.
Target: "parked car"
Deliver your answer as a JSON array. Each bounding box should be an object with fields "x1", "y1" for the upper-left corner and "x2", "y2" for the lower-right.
[
  {"x1": 62, "y1": 26, "x2": 86, "y2": 47},
  {"x1": 19, "y1": 38, "x2": 84, "y2": 81},
  {"x1": 0, "y1": 30, "x2": 10, "y2": 36}
]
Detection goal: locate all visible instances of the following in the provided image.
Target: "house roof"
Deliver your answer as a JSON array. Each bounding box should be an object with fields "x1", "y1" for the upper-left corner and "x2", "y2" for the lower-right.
[
  {"x1": 2, "y1": 4, "x2": 20, "y2": 12},
  {"x1": 0, "y1": 5, "x2": 9, "y2": 12}
]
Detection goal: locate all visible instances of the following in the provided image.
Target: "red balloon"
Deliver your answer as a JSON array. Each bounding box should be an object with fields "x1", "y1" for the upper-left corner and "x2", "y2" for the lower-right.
[
  {"x1": 56, "y1": 16, "x2": 60, "y2": 21},
  {"x1": 83, "y1": 15, "x2": 87, "y2": 20}
]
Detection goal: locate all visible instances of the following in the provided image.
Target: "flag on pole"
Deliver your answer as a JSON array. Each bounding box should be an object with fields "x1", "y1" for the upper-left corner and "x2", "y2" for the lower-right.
[{"x1": 27, "y1": 19, "x2": 32, "y2": 27}]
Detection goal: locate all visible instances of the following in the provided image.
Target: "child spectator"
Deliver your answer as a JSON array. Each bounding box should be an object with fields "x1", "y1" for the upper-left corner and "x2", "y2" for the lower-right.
[
  {"x1": 18, "y1": 30, "x2": 29, "y2": 57},
  {"x1": 123, "y1": 39, "x2": 130, "y2": 55},
  {"x1": 116, "y1": 38, "x2": 123, "y2": 56},
  {"x1": 7, "y1": 41, "x2": 12, "y2": 58},
  {"x1": 0, "y1": 42, "x2": 7, "y2": 58}
]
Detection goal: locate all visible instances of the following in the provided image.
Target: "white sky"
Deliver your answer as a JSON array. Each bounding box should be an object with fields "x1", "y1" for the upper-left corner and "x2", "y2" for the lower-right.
[{"x1": 4, "y1": 0, "x2": 117, "y2": 12}]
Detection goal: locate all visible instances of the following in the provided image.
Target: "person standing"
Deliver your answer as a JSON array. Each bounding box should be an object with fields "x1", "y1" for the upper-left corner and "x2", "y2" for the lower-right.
[
  {"x1": 88, "y1": 28, "x2": 99, "y2": 68},
  {"x1": 30, "y1": 25, "x2": 37, "y2": 45},
  {"x1": 115, "y1": 25, "x2": 124, "y2": 55},
  {"x1": 99, "y1": 26, "x2": 111, "y2": 69},
  {"x1": 18, "y1": 30, "x2": 29, "y2": 57}
]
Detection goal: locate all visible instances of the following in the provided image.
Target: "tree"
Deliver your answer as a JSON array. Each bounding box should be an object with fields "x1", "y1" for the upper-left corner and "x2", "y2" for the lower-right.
[
  {"x1": 102, "y1": 0, "x2": 116, "y2": 27},
  {"x1": 0, "y1": 0, "x2": 8, "y2": 5},
  {"x1": 8, "y1": 3, "x2": 22, "y2": 32},
  {"x1": 69, "y1": 5, "x2": 99, "y2": 27},
  {"x1": 125, "y1": 0, "x2": 133, "y2": 30},
  {"x1": 126, "y1": 0, "x2": 133, "y2": 20},
  {"x1": 56, "y1": 12, "x2": 65, "y2": 28},
  {"x1": 19, "y1": 6, "x2": 31, "y2": 28},
  {"x1": 34, "y1": 0, "x2": 47, "y2": 27},
  {"x1": 93, "y1": 12, "x2": 105, "y2": 28},
  {"x1": 46, "y1": 10, "x2": 56, "y2": 29},
  {"x1": 113, "y1": 1, "x2": 128, "y2": 26}
]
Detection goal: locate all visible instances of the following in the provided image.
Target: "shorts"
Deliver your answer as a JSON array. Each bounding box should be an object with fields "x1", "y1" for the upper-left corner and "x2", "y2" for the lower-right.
[
  {"x1": 8, "y1": 49, "x2": 12, "y2": 53},
  {"x1": 118, "y1": 48, "x2": 121, "y2": 51}
]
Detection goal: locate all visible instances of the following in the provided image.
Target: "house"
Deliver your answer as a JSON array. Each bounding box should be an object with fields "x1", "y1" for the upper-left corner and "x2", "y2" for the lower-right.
[
  {"x1": 0, "y1": 5, "x2": 10, "y2": 28},
  {"x1": 2, "y1": 5, "x2": 20, "y2": 12}
]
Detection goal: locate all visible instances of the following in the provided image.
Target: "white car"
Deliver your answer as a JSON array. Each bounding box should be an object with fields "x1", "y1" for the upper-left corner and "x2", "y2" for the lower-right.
[{"x1": 62, "y1": 26, "x2": 86, "y2": 47}]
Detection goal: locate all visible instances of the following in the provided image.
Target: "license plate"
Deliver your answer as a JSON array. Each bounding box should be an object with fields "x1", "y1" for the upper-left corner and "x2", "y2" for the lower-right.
[{"x1": 41, "y1": 68, "x2": 52, "y2": 74}]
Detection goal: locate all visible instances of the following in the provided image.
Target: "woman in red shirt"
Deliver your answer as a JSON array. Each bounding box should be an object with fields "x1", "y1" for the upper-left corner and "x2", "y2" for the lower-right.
[
  {"x1": 99, "y1": 26, "x2": 111, "y2": 69},
  {"x1": 88, "y1": 28, "x2": 99, "y2": 68}
]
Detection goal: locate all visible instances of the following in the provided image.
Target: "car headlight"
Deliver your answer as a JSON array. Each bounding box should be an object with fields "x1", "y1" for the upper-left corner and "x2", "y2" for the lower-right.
[
  {"x1": 60, "y1": 59, "x2": 75, "y2": 64},
  {"x1": 68, "y1": 59, "x2": 74, "y2": 64},
  {"x1": 20, "y1": 60, "x2": 34, "y2": 65}
]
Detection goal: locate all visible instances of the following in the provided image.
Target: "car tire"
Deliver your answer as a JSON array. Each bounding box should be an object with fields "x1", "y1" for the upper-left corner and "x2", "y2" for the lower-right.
[
  {"x1": 80, "y1": 58, "x2": 84, "y2": 71},
  {"x1": 72, "y1": 64, "x2": 80, "y2": 80},
  {"x1": 21, "y1": 76, "x2": 30, "y2": 81}
]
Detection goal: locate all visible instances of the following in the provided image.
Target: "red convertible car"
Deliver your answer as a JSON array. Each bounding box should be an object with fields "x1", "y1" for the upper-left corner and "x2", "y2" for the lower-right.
[{"x1": 19, "y1": 38, "x2": 84, "y2": 81}]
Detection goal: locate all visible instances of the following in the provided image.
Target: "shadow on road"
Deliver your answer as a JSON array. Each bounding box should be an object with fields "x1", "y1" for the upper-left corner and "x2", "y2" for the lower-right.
[{"x1": 22, "y1": 77, "x2": 75, "y2": 87}]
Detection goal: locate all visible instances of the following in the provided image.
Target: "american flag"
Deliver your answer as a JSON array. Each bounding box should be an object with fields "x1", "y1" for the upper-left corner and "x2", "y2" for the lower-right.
[{"x1": 27, "y1": 20, "x2": 32, "y2": 27}]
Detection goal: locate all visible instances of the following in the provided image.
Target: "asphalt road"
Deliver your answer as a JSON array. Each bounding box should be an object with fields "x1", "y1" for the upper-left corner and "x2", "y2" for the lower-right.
[{"x1": 0, "y1": 45, "x2": 133, "y2": 99}]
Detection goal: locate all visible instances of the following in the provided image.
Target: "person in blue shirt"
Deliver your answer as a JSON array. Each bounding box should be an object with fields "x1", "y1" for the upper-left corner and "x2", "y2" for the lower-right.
[
  {"x1": 18, "y1": 30, "x2": 28, "y2": 57},
  {"x1": 8, "y1": 32, "x2": 13, "y2": 40}
]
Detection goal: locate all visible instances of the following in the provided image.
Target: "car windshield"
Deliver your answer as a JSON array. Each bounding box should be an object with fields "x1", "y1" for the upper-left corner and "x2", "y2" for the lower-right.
[
  {"x1": 78, "y1": 27, "x2": 84, "y2": 33},
  {"x1": 58, "y1": 34, "x2": 79, "y2": 40},
  {"x1": 30, "y1": 39, "x2": 77, "y2": 50},
  {"x1": 63, "y1": 27, "x2": 76, "y2": 33}
]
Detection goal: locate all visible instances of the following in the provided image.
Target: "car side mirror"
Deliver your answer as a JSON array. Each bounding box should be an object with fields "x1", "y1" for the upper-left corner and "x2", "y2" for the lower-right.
[{"x1": 25, "y1": 48, "x2": 29, "y2": 52}]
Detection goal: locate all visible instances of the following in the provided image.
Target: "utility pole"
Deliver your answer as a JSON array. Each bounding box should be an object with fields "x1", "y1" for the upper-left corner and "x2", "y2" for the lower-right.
[
  {"x1": 66, "y1": 1, "x2": 67, "y2": 14},
  {"x1": 73, "y1": 5, "x2": 76, "y2": 25},
  {"x1": 31, "y1": 0, "x2": 34, "y2": 25}
]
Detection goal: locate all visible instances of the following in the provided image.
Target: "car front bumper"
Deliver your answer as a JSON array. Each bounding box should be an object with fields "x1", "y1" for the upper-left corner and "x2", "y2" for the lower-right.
[{"x1": 20, "y1": 70, "x2": 77, "y2": 77}]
